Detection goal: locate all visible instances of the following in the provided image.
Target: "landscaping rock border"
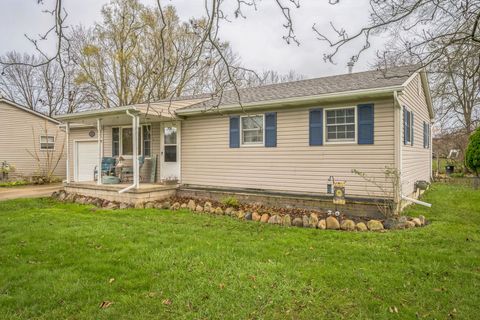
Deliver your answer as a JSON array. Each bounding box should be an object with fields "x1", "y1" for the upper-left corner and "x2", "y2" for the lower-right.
[{"x1": 51, "y1": 191, "x2": 428, "y2": 232}]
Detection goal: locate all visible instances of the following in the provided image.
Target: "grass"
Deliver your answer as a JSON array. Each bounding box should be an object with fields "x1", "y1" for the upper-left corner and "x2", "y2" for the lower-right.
[{"x1": 0, "y1": 184, "x2": 479, "y2": 319}]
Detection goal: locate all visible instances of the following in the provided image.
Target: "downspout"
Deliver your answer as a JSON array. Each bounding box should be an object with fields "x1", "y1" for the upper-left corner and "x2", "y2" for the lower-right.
[
  {"x1": 119, "y1": 109, "x2": 139, "y2": 194},
  {"x1": 393, "y1": 90, "x2": 403, "y2": 206},
  {"x1": 401, "y1": 194, "x2": 432, "y2": 207}
]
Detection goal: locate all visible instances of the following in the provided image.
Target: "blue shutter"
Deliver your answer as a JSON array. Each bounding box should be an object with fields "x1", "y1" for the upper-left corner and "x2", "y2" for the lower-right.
[
  {"x1": 427, "y1": 123, "x2": 430, "y2": 148},
  {"x1": 411, "y1": 112, "x2": 414, "y2": 146},
  {"x1": 229, "y1": 116, "x2": 240, "y2": 148},
  {"x1": 265, "y1": 112, "x2": 277, "y2": 147},
  {"x1": 309, "y1": 108, "x2": 323, "y2": 146},
  {"x1": 357, "y1": 104, "x2": 374, "y2": 144},
  {"x1": 403, "y1": 107, "x2": 408, "y2": 145}
]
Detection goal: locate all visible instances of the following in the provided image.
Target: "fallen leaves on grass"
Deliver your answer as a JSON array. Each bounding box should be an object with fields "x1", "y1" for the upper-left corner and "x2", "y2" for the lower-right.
[
  {"x1": 388, "y1": 306, "x2": 399, "y2": 313},
  {"x1": 99, "y1": 301, "x2": 113, "y2": 309},
  {"x1": 162, "y1": 299, "x2": 172, "y2": 305},
  {"x1": 108, "y1": 278, "x2": 115, "y2": 284}
]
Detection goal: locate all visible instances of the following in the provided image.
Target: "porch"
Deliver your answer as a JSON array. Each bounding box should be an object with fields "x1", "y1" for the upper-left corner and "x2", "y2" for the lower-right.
[{"x1": 64, "y1": 181, "x2": 178, "y2": 205}]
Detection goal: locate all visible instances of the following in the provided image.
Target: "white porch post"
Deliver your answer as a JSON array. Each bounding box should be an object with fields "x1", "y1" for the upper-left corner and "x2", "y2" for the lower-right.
[
  {"x1": 65, "y1": 122, "x2": 71, "y2": 183},
  {"x1": 97, "y1": 118, "x2": 103, "y2": 185},
  {"x1": 132, "y1": 114, "x2": 140, "y2": 189}
]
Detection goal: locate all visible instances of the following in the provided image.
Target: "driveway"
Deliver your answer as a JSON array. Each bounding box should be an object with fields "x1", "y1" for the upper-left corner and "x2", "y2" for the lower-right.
[{"x1": 0, "y1": 183, "x2": 63, "y2": 201}]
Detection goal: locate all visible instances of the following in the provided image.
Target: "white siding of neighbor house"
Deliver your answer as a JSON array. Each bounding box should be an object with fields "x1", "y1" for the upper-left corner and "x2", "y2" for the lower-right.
[
  {"x1": 398, "y1": 73, "x2": 432, "y2": 197},
  {"x1": 68, "y1": 122, "x2": 161, "y2": 182},
  {"x1": 0, "y1": 101, "x2": 66, "y2": 179},
  {"x1": 181, "y1": 99, "x2": 396, "y2": 198}
]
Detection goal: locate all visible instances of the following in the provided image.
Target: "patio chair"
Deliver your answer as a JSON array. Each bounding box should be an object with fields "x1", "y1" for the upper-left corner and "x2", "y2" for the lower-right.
[
  {"x1": 118, "y1": 155, "x2": 145, "y2": 183},
  {"x1": 94, "y1": 157, "x2": 117, "y2": 181}
]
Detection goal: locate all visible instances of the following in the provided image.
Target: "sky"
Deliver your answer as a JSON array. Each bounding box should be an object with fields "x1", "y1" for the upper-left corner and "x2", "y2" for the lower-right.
[{"x1": 0, "y1": 0, "x2": 386, "y2": 78}]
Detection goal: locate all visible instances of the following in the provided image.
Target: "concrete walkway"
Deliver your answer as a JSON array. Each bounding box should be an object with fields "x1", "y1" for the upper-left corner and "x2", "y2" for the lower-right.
[{"x1": 0, "y1": 183, "x2": 63, "y2": 201}]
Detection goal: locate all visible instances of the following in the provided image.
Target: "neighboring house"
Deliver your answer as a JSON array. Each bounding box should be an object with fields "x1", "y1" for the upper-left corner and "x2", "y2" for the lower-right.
[
  {"x1": 56, "y1": 65, "x2": 433, "y2": 211},
  {"x1": 0, "y1": 97, "x2": 66, "y2": 180}
]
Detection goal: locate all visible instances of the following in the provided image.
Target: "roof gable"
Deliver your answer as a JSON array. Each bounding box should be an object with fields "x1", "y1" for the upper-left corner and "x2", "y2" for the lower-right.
[{"x1": 0, "y1": 98, "x2": 60, "y2": 124}]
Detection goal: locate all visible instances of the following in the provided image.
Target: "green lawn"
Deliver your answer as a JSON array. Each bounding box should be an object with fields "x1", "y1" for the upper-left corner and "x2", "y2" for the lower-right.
[{"x1": 0, "y1": 184, "x2": 479, "y2": 319}]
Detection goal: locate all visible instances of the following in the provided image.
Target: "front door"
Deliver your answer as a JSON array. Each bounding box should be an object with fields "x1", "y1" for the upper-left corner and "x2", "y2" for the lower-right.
[{"x1": 160, "y1": 122, "x2": 180, "y2": 182}]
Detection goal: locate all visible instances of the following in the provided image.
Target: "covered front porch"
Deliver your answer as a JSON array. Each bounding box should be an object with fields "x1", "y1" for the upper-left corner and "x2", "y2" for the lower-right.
[{"x1": 56, "y1": 98, "x2": 205, "y2": 202}]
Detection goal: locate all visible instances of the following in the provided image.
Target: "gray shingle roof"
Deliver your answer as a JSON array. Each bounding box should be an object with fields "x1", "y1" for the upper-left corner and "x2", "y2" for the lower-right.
[{"x1": 174, "y1": 65, "x2": 418, "y2": 113}]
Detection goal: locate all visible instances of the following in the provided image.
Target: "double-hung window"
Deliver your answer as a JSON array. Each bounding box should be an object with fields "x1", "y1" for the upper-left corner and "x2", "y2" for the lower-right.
[
  {"x1": 112, "y1": 125, "x2": 151, "y2": 157},
  {"x1": 40, "y1": 135, "x2": 55, "y2": 150},
  {"x1": 404, "y1": 107, "x2": 414, "y2": 145},
  {"x1": 241, "y1": 115, "x2": 264, "y2": 146},
  {"x1": 325, "y1": 107, "x2": 356, "y2": 142}
]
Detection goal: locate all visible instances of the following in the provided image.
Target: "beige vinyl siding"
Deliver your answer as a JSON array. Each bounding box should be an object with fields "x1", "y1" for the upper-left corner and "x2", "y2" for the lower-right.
[
  {"x1": 181, "y1": 99, "x2": 396, "y2": 198},
  {"x1": 0, "y1": 101, "x2": 66, "y2": 179},
  {"x1": 398, "y1": 73, "x2": 432, "y2": 197},
  {"x1": 67, "y1": 123, "x2": 161, "y2": 182}
]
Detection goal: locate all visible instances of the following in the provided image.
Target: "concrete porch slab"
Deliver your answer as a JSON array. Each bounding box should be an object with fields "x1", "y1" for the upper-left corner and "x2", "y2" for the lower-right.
[{"x1": 64, "y1": 182, "x2": 178, "y2": 205}]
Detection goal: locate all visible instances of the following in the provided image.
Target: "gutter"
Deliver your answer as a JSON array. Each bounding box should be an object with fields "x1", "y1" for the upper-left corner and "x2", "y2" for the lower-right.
[
  {"x1": 55, "y1": 106, "x2": 137, "y2": 121},
  {"x1": 176, "y1": 85, "x2": 405, "y2": 116}
]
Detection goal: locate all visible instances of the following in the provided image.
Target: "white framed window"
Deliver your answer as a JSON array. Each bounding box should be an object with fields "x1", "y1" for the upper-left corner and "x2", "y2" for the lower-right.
[
  {"x1": 241, "y1": 115, "x2": 264, "y2": 146},
  {"x1": 112, "y1": 125, "x2": 151, "y2": 157},
  {"x1": 40, "y1": 135, "x2": 55, "y2": 150},
  {"x1": 325, "y1": 107, "x2": 356, "y2": 143}
]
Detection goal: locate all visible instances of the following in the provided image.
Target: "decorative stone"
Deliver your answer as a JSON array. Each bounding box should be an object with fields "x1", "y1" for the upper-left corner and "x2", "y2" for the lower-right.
[
  {"x1": 412, "y1": 218, "x2": 422, "y2": 226},
  {"x1": 244, "y1": 212, "x2": 252, "y2": 220},
  {"x1": 105, "y1": 202, "x2": 118, "y2": 210},
  {"x1": 326, "y1": 216, "x2": 340, "y2": 230},
  {"x1": 225, "y1": 207, "x2": 235, "y2": 216},
  {"x1": 145, "y1": 202, "x2": 155, "y2": 209},
  {"x1": 302, "y1": 215, "x2": 311, "y2": 228},
  {"x1": 93, "y1": 198, "x2": 103, "y2": 207},
  {"x1": 187, "y1": 200, "x2": 196, "y2": 211},
  {"x1": 119, "y1": 203, "x2": 129, "y2": 209},
  {"x1": 134, "y1": 202, "x2": 145, "y2": 209},
  {"x1": 236, "y1": 210, "x2": 245, "y2": 219},
  {"x1": 310, "y1": 213, "x2": 319, "y2": 228},
  {"x1": 214, "y1": 207, "x2": 224, "y2": 215},
  {"x1": 405, "y1": 221, "x2": 416, "y2": 228},
  {"x1": 367, "y1": 220, "x2": 384, "y2": 231},
  {"x1": 204, "y1": 201, "x2": 212, "y2": 212},
  {"x1": 209, "y1": 207, "x2": 216, "y2": 214},
  {"x1": 283, "y1": 214, "x2": 292, "y2": 227},
  {"x1": 355, "y1": 222, "x2": 368, "y2": 231},
  {"x1": 252, "y1": 212, "x2": 261, "y2": 222},
  {"x1": 170, "y1": 202, "x2": 180, "y2": 210},
  {"x1": 260, "y1": 214, "x2": 270, "y2": 223},
  {"x1": 181, "y1": 203, "x2": 187, "y2": 209},
  {"x1": 195, "y1": 205, "x2": 204, "y2": 212},
  {"x1": 161, "y1": 201, "x2": 171, "y2": 209},
  {"x1": 340, "y1": 219, "x2": 356, "y2": 231},
  {"x1": 292, "y1": 217, "x2": 303, "y2": 227},
  {"x1": 317, "y1": 219, "x2": 326, "y2": 230},
  {"x1": 268, "y1": 215, "x2": 282, "y2": 225},
  {"x1": 383, "y1": 218, "x2": 406, "y2": 230},
  {"x1": 419, "y1": 215, "x2": 426, "y2": 225}
]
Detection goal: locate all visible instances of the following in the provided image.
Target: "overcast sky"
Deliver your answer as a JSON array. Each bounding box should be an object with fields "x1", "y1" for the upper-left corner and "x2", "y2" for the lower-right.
[{"x1": 0, "y1": 0, "x2": 386, "y2": 78}]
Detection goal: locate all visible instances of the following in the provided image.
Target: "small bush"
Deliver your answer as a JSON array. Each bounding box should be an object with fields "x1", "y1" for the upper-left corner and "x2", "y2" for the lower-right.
[
  {"x1": 450, "y1": 172, "x2": 465, "y2": 178},
  {"x1": 465, "y1": 127, "x2": 480, "y2": 176},
  {"x1": 0, "y1": 180, "x2": 29, "y2": 188},
  {"x1": 221, "y1": 196, "x2": 240, "y2": 208}
]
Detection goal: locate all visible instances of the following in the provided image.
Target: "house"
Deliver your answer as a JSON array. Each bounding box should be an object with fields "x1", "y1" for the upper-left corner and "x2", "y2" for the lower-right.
[
  {"x1": 56, "y1": 65, "x2": 433, "y2": 214},
  {"x1": 0, "y1": 97, "x2": 66, "y2": 181}
]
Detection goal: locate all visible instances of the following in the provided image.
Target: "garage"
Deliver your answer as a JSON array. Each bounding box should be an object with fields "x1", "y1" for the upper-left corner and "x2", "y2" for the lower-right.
[{"x1": 75, "y1": 141, "x2": 99, "y2": 182}]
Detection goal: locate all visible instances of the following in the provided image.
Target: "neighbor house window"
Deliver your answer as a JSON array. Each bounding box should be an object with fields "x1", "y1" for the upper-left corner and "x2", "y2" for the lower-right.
[
  {"x1": 325, "y1": 107, "x2": 355, "y2": 142},
  {"x1": 241, "y1": 115, "x2": 264, "y2": 145},
  {"x1": 40, "y1": 135, "x2": 55, "y2": 150}
]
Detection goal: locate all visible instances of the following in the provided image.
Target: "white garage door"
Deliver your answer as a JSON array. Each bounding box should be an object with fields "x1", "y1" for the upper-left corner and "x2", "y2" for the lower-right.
[{"x1": 75, "y1": 141, "x2": 99, "y2": 182}]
